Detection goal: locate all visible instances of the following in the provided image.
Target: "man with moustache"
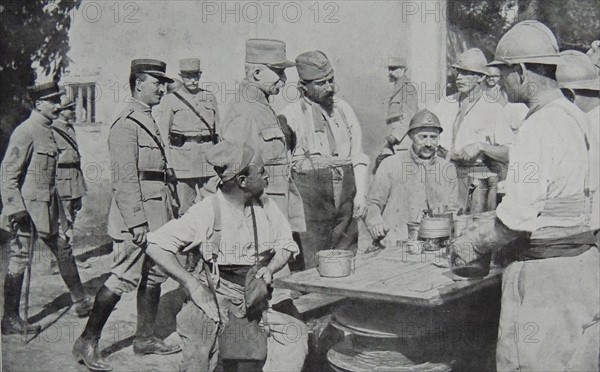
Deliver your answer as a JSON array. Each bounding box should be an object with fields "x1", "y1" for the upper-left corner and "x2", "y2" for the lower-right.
[
  {"x1": 365, "y1": 109, "x2": 458, "y2": 248},
  {"x1": 221, "y1": 39, "x2": 306, "y2": 260},
  {"x1": 48, "y1": 96, "x2": 90, "y2": 274},
  {"x1": 73, "y1": 59, "x2": 180, "y2": 372},
  {"x1": 144, "y1": 141, "x2": 308, "y2": 372},
  {"x1": 451, "y1": 21, "x2": 599, "y2": 371},
  {"x1": 278, "y1": 50, "x2": 369, "y2": 268},
  {"x1": 432, "y1": 48, "x2": 514, "y2": 210},
  {"x1": 158, "y1": 58, "x2": 220, "y2": 216},
  {"x1": 1, "y1": 82, "x2": 93, "y2": 335}
]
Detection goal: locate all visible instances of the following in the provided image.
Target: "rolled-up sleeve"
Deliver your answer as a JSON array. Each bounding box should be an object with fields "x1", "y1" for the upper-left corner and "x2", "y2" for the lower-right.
[
  {"x1": 265, "y1": 198, "x2": 299, "y2": 259},
  {"x1": 364, "y1": 159, "x2": 393, "y2": 228},
  {"x1": 147, "y1": 198, "x2": 214, "y2": 254}
]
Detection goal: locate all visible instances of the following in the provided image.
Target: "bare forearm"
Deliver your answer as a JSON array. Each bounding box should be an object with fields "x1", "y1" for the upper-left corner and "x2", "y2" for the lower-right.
[
  {"x1": 146, "y1": 243, "x2": 197, "y2": 290},
  {"x1": 266, "y1": 249, "x2": 292, "y2": 274}
]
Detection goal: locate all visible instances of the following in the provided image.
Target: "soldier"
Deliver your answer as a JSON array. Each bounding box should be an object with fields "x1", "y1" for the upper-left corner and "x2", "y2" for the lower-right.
[
  {"x1": 557, "y1": 49, "x2": 600, "y2": 238},
  {"x1": 49, "y1": 96, "x2": 90, "y2": 274},
  {"x1": 221, "y1": 39, "x2": 306, "y2": 248},
  {"x1": 278, "y1": 50, "x2": 369, "y2": 269},
  {"x1": 158, "y1": 58, "x2": 220, "y2": 216},
  {"x1": 365, "y1": 110, "x2": 459, "y2": 248},
  {"x1": 145, "y1": 140, "x2": 308, "y2": 372},
  {"x1": 451, "y1": 21, "x2": 599, "y2": 371},
  {"x1": 432, "y1": 48, "x2": 515, "y2": 210},
  {"x1": 1, "y1": 82, "x2": 92, "y2": 335},
  {"x1": 73, "y1": 59, "x2": 180, "y2": 372},
  {"x1": 374, "y1": 57, "x2": 419, "y2": 172}
]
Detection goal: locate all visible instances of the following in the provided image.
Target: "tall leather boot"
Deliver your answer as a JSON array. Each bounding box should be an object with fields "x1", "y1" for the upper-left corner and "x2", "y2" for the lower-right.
[
  {"x1": 72, "y1": 286, "x2": 120, "y2": 371},
  {"x1": 1, "y1": 272, "x2": 41, "y2": 335},
  {"x1": 132, "y1": 285, "x2": 181, "y2": 355},
  {"x1": 50, "y1": 236, "x2": 92, "y2": 317}
]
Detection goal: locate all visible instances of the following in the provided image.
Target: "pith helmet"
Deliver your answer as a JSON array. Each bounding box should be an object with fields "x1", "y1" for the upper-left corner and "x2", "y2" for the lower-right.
[
  {"x1": 408, "y1": 109, "x2": 443, "y2": 133},
  {"x1": 489, "y1": 21, "x2": 564, "y2": 66},
  {"x1": 557, "y1": 50, "x2": 600, "y2": 91}
]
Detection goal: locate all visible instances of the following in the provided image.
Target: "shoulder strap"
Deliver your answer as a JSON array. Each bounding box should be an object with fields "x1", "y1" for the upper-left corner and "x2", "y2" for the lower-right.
[
  {"x1": 51, "y1": 126, "x2": 80, "y2": 155},
  {"x1": 211, "y1": 195, "x2": 222, "y2": 249},
  {"x1": 127, "y1": 113, "x2": 168, "y2": 165},
  {"x1": 172, "y1": 91, "x2": 216, "y2": 139}
]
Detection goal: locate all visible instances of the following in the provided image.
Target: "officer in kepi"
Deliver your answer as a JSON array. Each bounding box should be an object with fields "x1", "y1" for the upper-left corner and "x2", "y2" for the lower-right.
[
  {"x1": 72, "y1": 59, "x2": 180, "y2": 372},
  {"x1": 1, "y1": 82, "x2": 93, "y2": 335}
]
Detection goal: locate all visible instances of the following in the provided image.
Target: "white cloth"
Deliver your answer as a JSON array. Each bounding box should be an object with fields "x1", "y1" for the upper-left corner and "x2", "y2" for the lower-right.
[
  {"x1": 586, "y1": 106, "x2": 600, "y2": 230},
  {"x1": 148, "y1": 190, "x2": 299, "y2": 265},
  {"x1": 497, "y1": 91, "x2": 590, "y2": 233},
  {"x1": 496, "y1": 247, "x2": 599, "y2": 372},
  {"x1": 279, "y1": 97, "x2": 369, "y2": 168},
  {"x1": 433, "y1": 91, "x2": 515, "y2": 155}
]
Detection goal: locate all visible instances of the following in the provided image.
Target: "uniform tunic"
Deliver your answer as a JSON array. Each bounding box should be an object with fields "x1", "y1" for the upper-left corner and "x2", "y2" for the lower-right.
[
  {"x1": 221, "y1": 80, "x2": 305, "y2": 232},
  {"x1": 0, "y1": 111, "x2": 64, "y2": 273},
  {"x1": 52, "y1": 119, "x2": 86, "y2": 240},
  {"x1": 433, "y1": 90, "x2": 514, "y2": 209},
  {"x1": 495, "y1": 90, "x2": 599, "y2": 371},
  {"x1": 279, "y1": 97, "x2": 369, "y2": 268},
  {"x1": 147, "y1": 191, "x2": 307, "y2": 372},
  {"x1": 158, "y1": 87, "x2": 220, "y2": 215},
  {"x1": 364, "y1": 150, "x2": 459, "y2": 247},
  {"x1": 104, "y1": 100, "x2": 174, "y2": 294},
  {"x1": 387, "y1": 75, "x2": 419, "y2": 151}
]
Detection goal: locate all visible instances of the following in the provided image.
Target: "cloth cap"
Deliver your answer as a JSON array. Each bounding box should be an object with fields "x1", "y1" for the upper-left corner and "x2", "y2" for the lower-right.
[
  {"x1": 295, "y1": 50, "x2": 334, "y2": 81},
  {"x1": 388, "y1": 57, "x2": 407, "y2": 68},
  {"x1": 452, "y1": 48, "x2": 489, "y2": 75},
  {"x1": 408, "y1": 109, "x2": 443, "y2": 133},
  {"x1": 245, "y1": 39, "x2": 295, "y2": 68},
  {"x1": 207, "y1": 141, "x2": 256, "y2": 182},
  {"x1": 131, "y1": 59, "x2": 174, "y2": 83},
  {"x1": 557, "y1": 50, "x2": 600, "y2": 91},
  {"x1": 179, "y1": 58, "x2": 202, "y2": 73},
  {"x1": 27, "y1": 82, "x2": 63, "y2": 101}
]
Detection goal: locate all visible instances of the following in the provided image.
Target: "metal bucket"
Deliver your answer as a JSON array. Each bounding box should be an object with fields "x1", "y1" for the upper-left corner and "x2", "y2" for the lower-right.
[{"x1": 467, "y1": 173, "x2": 498, "y2": 214}]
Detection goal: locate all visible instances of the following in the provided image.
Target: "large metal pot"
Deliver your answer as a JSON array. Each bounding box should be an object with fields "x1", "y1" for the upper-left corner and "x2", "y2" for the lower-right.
[{"x1": 317, "y1": 250, "x2": 355, "y2": 278}]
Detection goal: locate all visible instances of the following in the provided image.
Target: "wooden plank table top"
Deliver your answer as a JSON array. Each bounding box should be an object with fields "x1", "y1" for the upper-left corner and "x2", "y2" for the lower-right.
[{"x1": 274, "y1": 248, "x2": 503, "y2": 307}]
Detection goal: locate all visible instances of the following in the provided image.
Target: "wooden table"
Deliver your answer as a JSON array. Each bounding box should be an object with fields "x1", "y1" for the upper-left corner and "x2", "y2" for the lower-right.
[{"x1": 274, "y1": 248, "x2": 502, "y2": 307}]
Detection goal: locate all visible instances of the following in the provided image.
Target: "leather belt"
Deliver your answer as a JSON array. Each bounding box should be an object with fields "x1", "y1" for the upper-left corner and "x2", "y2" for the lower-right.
[
  {"x1": 138, "y1": 170, "x2": 166, "y2": 182},
  {"x1": 57, "y1": 162, "x2": 80, "y2": 169},
  {"x1": 185, "y1": 134, "x2": 213, "y2": 143}
]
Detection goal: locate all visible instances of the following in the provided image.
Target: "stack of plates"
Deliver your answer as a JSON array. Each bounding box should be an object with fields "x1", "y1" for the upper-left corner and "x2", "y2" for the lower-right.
[{"x1": 327, "y1": 339, "x2": 452, "y2": 372}]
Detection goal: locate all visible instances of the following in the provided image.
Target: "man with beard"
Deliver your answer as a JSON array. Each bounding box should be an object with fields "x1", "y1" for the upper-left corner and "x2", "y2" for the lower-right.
[
  {"x1": 433, "y1": 48, "x2": 514, "y2": 210},
  {"x1": 365, "y1": 109, "x2": 458, "y2": 247},
  {"x1": 1, "y1": 82, "x2": 93, "y2": 335},
  {"x1": 73, "y1": 59, "x2": 180, "y2": 371},
  {"x1": 144, "y1": 141, "x2": 308, "y2": 371},
  {"x1": 221, "y1": 39, "x2": 305, "y2": 265},
  {"x1": 158, "y1": 58, "x2": 220, "y2": 216},
  {"x1": 278, "y1": 50, "x2": 369, "y2": 269},
  {"x1": 451, "y1": 21, "x2": 598, "y2": 371}
]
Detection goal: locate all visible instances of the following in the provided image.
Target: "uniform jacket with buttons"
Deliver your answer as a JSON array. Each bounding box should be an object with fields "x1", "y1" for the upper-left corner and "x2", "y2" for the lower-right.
[
  {"x1": 157, "y1": 87, "x2": 219, "y2": 179},
  {"x1": 107, "y1": 101, "x2": 174, "y2": 240},
  {"x1": 52, "y1": 119, "x2": 86, "y2": 200},
  {"x1": 221, "y1": 80, "x2": 305, "y2": 232},
  {"x1": 0, "y1": 111, "x2": 60, "y2": 237}
]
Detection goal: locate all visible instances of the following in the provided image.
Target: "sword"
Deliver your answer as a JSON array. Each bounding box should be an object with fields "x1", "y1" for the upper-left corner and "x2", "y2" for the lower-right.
[{"x1": 22, "y1": 220, "x2": 37, "y2": 338}]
